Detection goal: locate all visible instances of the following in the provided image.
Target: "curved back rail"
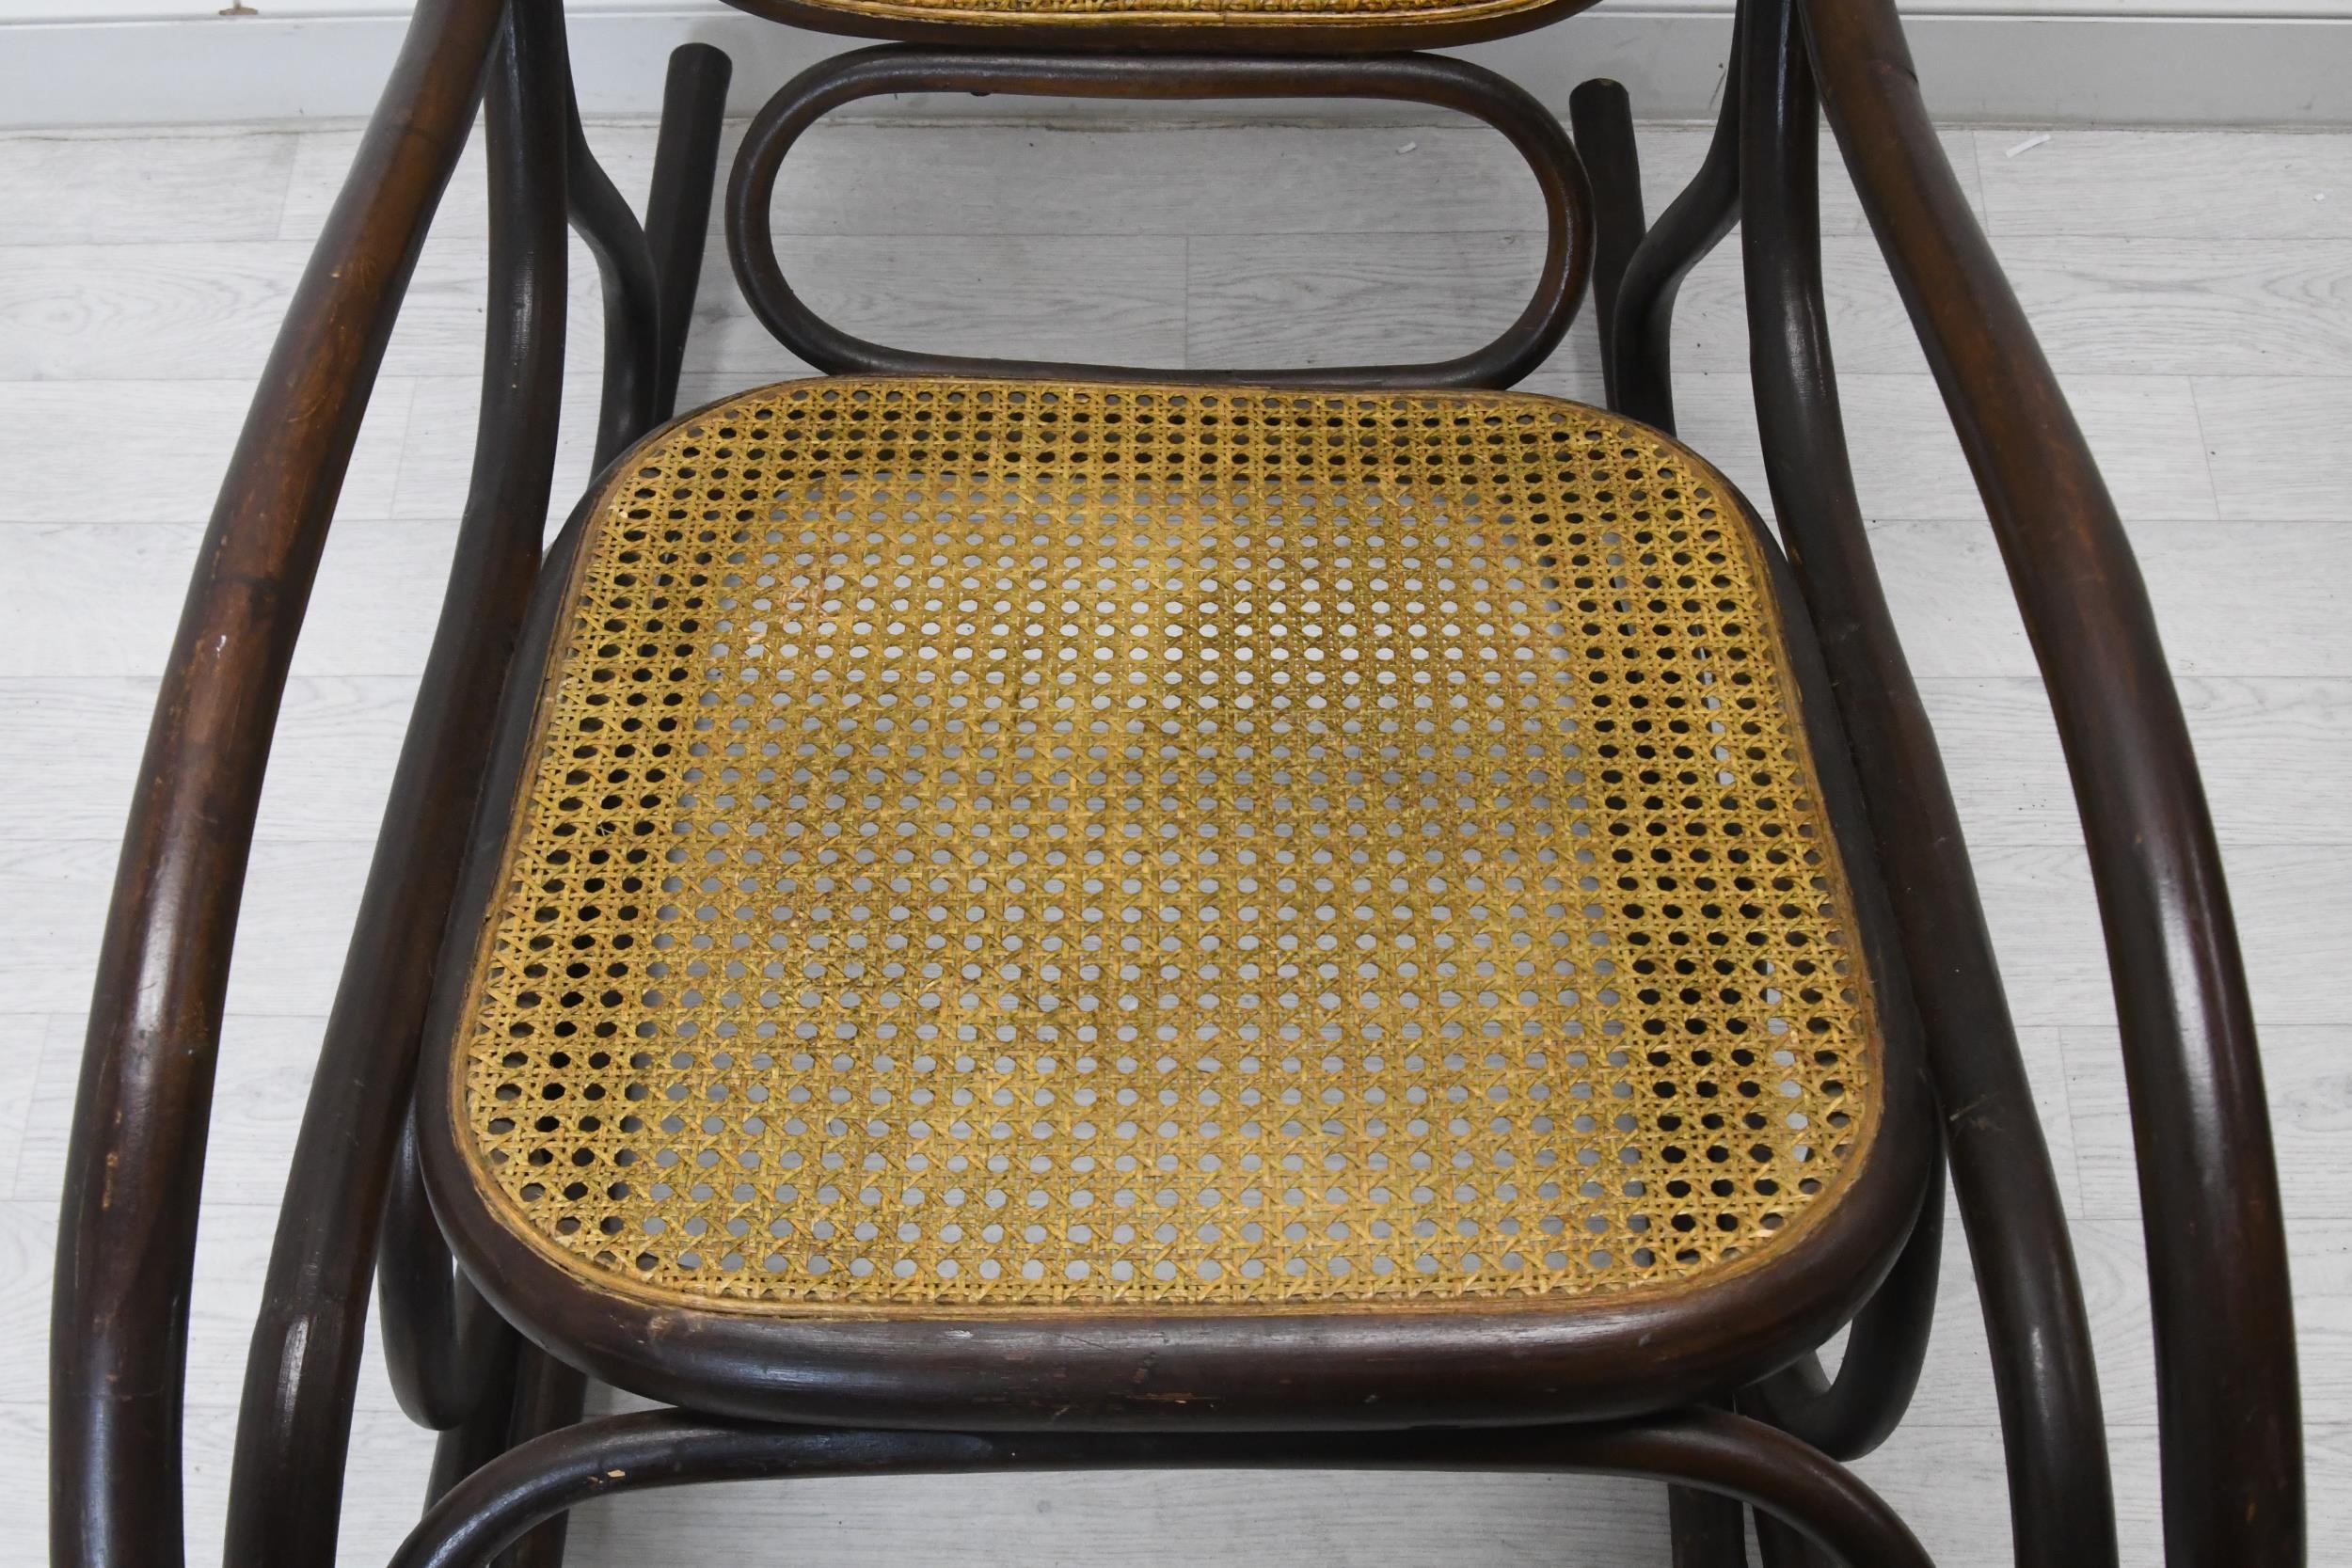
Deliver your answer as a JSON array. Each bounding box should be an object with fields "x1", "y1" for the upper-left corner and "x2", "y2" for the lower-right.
[
  {"x1": 224, "y1": 1, "x2": 728, "y2": 1562},
  {"x1": 218, "y1": 2, "x2": 573, "y2": 1561},
  {"x1": 1802, "y1": 0, "x2": 2305, "y2": 1557},
  {"x1": 1729, "y1": 0, "x2": 2114, "y2": 1557},
  {"x1": 45, "y1": 0, "x2": 506, "y2": 1560}
]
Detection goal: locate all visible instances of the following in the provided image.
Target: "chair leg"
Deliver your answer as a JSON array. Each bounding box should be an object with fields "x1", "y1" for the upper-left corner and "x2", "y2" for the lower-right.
[
  {"x1": 1670, "y1": 1486, "x2": 1752, "y2": 1566},
  {"x1": 564, "y1": 101, "x2": 664, "y2": 467},
  {"x1": 1753, "y1": 1510, "x2": 1828, "y2": 1567},
  {"x1": 498, "y1": 1351, "x2": 591, "y2": 1568},
  {"x1": 427, "y1": 1337, "x2": 523, "y2": 1508},
  {"x1": 644, "y1": 42, "x2": 734, "y2": 420},
  {"x1": 216, "y1": 0, "x2": 564, "y2": 1560},
  {"x1": 421, "y1": 1338, "x2": 584, "y2": 1568},
  {"x1": 1566, "y1": 77, "x2": 1645, "y2": 408},
  {"x1": 1603, "y1": 8, "x2": 1742, "y2": 430}
]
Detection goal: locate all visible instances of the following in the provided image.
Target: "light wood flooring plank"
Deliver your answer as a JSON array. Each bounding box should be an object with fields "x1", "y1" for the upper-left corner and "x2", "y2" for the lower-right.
[
  {"x1": 0, "y1": 378, "x2": 408, "y2": 525},
  {"x1": 563, "y1": 1459, "x2": 1671, "y2": 1567},
  {"x1": 0, "y1": 230, "x2": 1185, "y2": 385},
  {"x1": 24, "y1": 1013, "x2": 331, "y2": 1212},
  {"x1": 0, "y1": 836, "x2": 374, "y2": 1017},
  {"x1": 1869, "y1": 516, "x2": 2352, "y2": 679},
  {"x1": 1977, "y1": 127, "x2": 2352, "y2": 240},
  {"x1": 1184, "y1": 230, "x2": 2352, "y2": 384},
  {"x1": 1916, "y1": 675, "x2": 2352, "y2": 847},
  {"x1": 3, "y1": 517, "x2": 461, "y2": 679},
  {"x1": 1658, "y1": 370, "x2": 2219, "y2": 525},
  {"x1": 1968, "y1": 842, "x2": 2352, "y2": 1033},
  {"x1": 0, "y1": 675, "x2": 420, "y2": 845},
  {"x1": 2194, "y1": 374, "x2": 2352, "y2": 521},
  {"x1": 2065, "y1": 1022, "x2": 2352, "y2": 1227},
  {"x1": 274, "y1": 119, "x2": 1979, "y2": 247},
  {"x1": 0, "y1": 129, "x2": 298, "y2": 246},
  {"x1": 1183, "y1": 230, "x2": 1552, "y2": 372}
]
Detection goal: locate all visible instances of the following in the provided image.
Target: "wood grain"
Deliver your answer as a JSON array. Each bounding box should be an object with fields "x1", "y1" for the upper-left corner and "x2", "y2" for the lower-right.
[
  {"x1": 0, "y1": 379, "x2": 409, "y2": 524},
  {"x1": 1868, "y1": 517, "x2": 2352, "y2": 679},
  {"x1": 2065, "y1": 1022, "x2": 2352, "y2": 1224},
  {"x1": 2194, "y1": 374, "x2": 2352, "y2": 521},
  {"x1": 1977, "y1": 128, "x2": 2352, "y2": 241},
  {"x1": 5, "y1": 518, "x2": 463, "y2": 678},
  {"x1": 0, "y1": 130, "x2": 299, "y2": 246},
  {"x1": 1917, "y1": 675, "x2": 2352, "y2": 847}
]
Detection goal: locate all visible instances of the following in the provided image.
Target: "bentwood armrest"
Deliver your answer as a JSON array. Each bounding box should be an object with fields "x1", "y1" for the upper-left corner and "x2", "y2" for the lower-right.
[
  {"x1": 1804, "y1": 0, "x2": 2304, "y2": 1556},
  {"x1": 47, "y1": 1, "x2": 504, "y2": 1561}
]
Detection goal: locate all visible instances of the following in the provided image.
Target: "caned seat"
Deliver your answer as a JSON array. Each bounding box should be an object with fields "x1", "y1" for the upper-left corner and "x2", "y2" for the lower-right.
[
  {"x1": 419, "y1": 376, "x2": 1922, "y2": 1426},
  {"x1": 720, "y1": 0, "x2": 1601, "y2": 50},
  {"x1": 754, "y1": 0, "x2": 1568, "y2": 30}
]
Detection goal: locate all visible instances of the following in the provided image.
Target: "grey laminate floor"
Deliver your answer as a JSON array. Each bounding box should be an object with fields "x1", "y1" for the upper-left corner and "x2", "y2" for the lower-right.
[{"x1": 2, "y1": 106, "x2": 2346, "y2": 1565}]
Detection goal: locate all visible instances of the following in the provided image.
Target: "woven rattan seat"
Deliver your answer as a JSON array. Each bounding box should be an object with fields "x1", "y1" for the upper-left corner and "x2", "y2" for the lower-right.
[
  {"x1": 772, "y1": 0, "x2": 1551, "y2": 26},
  {"x1": 725, "y1": 0, "x2": 1594, "y2": 45},
  {"x1": 437, "y1": 375, "x2": 1890, "y2": 1329}
]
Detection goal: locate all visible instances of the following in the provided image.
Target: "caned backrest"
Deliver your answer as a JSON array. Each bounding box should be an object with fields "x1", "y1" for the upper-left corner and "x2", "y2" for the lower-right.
[{"x1": 721, "y1": 0, "x2": 1599, "y2": 52}]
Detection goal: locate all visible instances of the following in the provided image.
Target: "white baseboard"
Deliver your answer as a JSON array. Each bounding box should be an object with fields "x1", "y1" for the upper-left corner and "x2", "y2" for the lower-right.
[{"x1": 1, "y1": 4, "x2": 2348, "y2": 128}]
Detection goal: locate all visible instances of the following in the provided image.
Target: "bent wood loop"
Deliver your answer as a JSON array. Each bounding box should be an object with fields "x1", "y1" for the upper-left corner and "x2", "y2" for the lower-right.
[
  {"x1": 383, "y1": 1111, "x2": 517, "y2": 1432},
  {"x1": 45, "y1": 0, "x2": 506, "y2": 1562},
  {"x1": 1802, "y1": 0, "x2": 2305, "y2": 1559},
  {"x1": 727, "y1": 46, "x2": 1592, "y2": 388},
  {"x1": 388, "y1": 1411, "x2": 1935, "y2": 1568}
]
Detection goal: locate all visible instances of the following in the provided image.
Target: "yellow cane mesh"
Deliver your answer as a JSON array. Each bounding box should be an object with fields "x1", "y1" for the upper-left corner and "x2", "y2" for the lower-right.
[
  {"x1": 777, "y1": 0, "x2": 1564, "y2": 32},
  {"x1": 451, "y1": 377, "x2": 1880, "y2": 1312}
]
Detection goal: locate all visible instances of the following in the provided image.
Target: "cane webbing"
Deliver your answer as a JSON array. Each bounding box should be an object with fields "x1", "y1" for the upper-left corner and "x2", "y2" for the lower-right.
[
  {"x1": 449, "y1": 376, "x2": 1882, "y2": 1313},
  {"x1": 773, "y1": 0, "x2": 1563, "y2": 34}
]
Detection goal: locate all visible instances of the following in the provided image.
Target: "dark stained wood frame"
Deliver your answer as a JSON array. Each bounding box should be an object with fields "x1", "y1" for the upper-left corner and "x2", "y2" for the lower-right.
[
  {"x1": 43, "y1": 0, "x2": 2305, "y2": 1556},
  {"x1": 384, "y1": 1412, "x2": 1941, "y2": 1567},
  {"x1": 723, "y1": 47, "x2": 1594, "y2": 388}
]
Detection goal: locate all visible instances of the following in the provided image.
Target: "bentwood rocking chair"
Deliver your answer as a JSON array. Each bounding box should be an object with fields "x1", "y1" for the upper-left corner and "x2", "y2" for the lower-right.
[{"x1": 47, "y1": 0, "x2": 2305, "y2": 1558}]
